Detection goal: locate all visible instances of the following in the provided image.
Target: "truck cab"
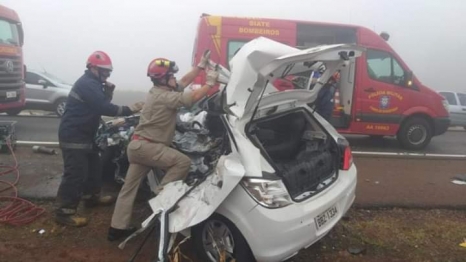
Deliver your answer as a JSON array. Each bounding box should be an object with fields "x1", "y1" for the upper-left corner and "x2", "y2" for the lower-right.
[{"x1": 0, "y1": 4, "x2": 25, "y2": 115}]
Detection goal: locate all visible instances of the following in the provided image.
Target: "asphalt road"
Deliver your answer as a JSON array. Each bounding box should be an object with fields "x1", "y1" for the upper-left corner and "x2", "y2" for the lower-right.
[
  {"x1": 1, "y1": 114, "x2": 465, "y2": 154},
  {"x1": 1, "y1": 115, "x2": 59, "y2": 142}
]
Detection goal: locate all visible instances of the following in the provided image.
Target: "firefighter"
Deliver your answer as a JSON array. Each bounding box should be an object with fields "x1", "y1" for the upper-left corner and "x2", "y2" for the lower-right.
[
  {"x1": 314, "y1": 71, "x2": 340, "y2": 121},
  {"x1": 55, "y1": 51, "x2": 145, "y2": 227},
  {"x1": 107, "y1": 51, "x2": 218, "y2": 241}
]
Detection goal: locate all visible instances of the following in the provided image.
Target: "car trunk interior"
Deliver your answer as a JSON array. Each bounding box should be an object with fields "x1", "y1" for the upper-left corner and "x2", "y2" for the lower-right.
[{"x1": 247, "y1": 109, "x2": 340, "y2": 201}]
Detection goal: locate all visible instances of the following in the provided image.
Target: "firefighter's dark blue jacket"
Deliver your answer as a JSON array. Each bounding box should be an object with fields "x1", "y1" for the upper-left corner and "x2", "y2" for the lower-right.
[
  {"x1": 58, "y1": 70, "x2": 132, "y2": 149},
  {"x1": 315, "y1": 82, "x2": 336, "y2": 121}
]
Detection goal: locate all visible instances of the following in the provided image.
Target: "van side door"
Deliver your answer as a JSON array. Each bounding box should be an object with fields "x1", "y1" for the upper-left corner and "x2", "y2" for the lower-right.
[{"x1": 355, "y1": 49, "x2": 413, "y2": 133}]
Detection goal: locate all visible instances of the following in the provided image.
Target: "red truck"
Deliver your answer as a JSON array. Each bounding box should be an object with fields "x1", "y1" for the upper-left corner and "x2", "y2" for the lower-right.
[
  {"x1": 191, "y1": 14, "x2": 450, "y2": 150},
  {"x1": 0, "y1": 4, "x2": 25, "y2": 116}
]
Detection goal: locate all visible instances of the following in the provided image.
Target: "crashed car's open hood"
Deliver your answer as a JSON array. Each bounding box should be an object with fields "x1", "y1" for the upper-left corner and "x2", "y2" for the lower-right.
[{"x1": 225, "y1": 37, "x2": 365, "y2": 119}]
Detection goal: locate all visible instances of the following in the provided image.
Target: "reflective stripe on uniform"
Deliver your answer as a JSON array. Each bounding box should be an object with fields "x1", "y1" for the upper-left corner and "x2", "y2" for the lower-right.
[
  {"x1": 59, "y1": 142, "x2": 93, "y2": 149},
  {"x1": 117, "y1": 106, "x2": 123, "y2": 116},
  {"x1": 69, "y1": 90, "x2": 84, "y2": 102},
  {"x1": 58, "y1": 208, "x2": 77, "y2": 215}
]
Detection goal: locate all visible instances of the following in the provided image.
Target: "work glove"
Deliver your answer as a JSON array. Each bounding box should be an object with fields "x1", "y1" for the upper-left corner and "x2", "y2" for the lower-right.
[
  {"x1": 197, "y1": 50, "x2": 211, "y2": 70},
  {"x1": 105, "y1": 81, "x2": 116, "y2": 90},
  {"x1": 205, "y1": 68, "x2": 219, "y2": 87},
  {"x1": 108, "y1": 118, "x2": 125, "y2": 127},
  {"x1": 129, "y1": 101, "x2": 145, "y2": 113}
]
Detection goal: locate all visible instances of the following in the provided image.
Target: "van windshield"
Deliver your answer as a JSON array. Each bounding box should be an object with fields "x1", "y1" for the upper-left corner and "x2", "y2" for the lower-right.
[
  {"x1": 0, "y1": 19, "x2": 19, "y2": 46},
  {"x1": 228, "y1": 41, "x2": 247, "y2": 62}
]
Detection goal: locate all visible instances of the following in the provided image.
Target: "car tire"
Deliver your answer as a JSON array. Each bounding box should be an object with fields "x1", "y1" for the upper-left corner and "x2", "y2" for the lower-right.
[
  {"x1": 397, "y1": 117, "x2": 432, "y2": 150},
  {"x1": 192, "y1": 214, "x2": 255, "y2": 262},
  {"x1": 55, "y1": 98, "x2": 67, "y2": 117},
  {"x1": 5, "y1": 108, "x2": 22, "y2": 116}
]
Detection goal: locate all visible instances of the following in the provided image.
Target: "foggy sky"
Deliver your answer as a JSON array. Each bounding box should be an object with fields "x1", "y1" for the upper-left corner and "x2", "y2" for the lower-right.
[{"x1": 3, "y1": 0, "x2": 466, "y2": 93}]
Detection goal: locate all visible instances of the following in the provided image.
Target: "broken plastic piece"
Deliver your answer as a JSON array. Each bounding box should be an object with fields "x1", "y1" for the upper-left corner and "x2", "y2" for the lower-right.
[
  {"x1": 451, "y1": 180, "x2": 466, "y2": 185},
  {"x1": 453, "y1": 174, "x2": 466, "y2": 182},
  {"x1": 348, "y1": 247, "x2": 366, "y2": 255},
  {"x1": 32, "y1": 146, "x2": 56, "y2": 155},
  {"x1": 460, "y1": 239, "x2": 466, "y2": 248}
]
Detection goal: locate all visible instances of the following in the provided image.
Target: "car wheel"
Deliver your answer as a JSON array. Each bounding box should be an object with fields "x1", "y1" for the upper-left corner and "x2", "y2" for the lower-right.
[
  {"x1": 192, "y1": 214, "x2": 255, "y2": 262},
  {"x1": 5, "y1": 108, "x2": 22, "y2": 116},
  {"x1": 397, "y1": 117, "x2": 432, "y2": 150},
  {"x1": 55, "y1": 98, "x2": 67, "y2": 117}
]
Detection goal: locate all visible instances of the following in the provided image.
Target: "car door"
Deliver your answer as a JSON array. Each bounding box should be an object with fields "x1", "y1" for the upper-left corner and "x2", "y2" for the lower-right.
[
  {"x1": 356, "y1": 49, "x2": 412, "y2": 132},
  {"x1": 455, "y1": 93, "x2": 466, "y2": 126},
  {"x1": 25, "y1": 72, "x2": 55, "y2": 105},
  {"x1": 439, "y1": 91, "x2": 463, "y2": 126}
]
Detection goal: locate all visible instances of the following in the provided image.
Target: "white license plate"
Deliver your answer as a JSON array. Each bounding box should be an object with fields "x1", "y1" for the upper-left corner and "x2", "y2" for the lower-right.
[
  {"x1": 6, "y1": 91, "x2": 17, "y2": 98},
  {"x1": 315, "y1": 205, "x2": 338, "y2": 230}
]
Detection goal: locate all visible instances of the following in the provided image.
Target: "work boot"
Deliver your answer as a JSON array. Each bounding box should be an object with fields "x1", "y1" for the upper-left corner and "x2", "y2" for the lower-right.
[
  {"x1": 107, "y1": 227, "x2": 137, "y2": 242},
  {"x1": 55, "y1": 214, "x2": 89, "y2": 227},
  {"x1": 82, "y1": 194, "x2": 116, "y2": 208}
]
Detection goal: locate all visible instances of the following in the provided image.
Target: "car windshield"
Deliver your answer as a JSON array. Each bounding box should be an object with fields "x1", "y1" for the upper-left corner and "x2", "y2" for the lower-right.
[
  {"x1": 42, "y1": 72, "x2": 71, "y2": 85},
  {"x1": 0, "y1": 19, "x2": 20, "y2": 46}
]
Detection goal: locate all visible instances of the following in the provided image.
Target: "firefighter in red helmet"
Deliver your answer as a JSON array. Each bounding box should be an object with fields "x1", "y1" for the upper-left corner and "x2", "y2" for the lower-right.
[
  {"x1": 108, "y1": 50, "x2": 219, "y2": 241},
  {"x1": 55, "y1": 51, "x2": 145, "y2": 227}
]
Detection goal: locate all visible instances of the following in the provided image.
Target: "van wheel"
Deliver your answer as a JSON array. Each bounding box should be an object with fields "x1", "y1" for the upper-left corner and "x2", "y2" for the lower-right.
[
  {"x1": 6, "y1": 108, "x2": 22, "y2": 116},
  {"x1": 397, "y1": 117, "x2": 432, "y2": 150},
  {"x1": 192, "y1": 214, "x2": 255, "y2": 262},
  {"x1": 55, "y1": 98, "x2": 67, "y2": 117}
]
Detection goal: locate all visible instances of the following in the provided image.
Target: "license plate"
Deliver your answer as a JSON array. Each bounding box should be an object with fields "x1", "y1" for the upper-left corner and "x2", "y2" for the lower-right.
[
  {"x1": 6, "y1": 91, "x2": 17, "y2": 98},
  {"x1": 315, "y1": 205, "x2": 338, "y2": 230}
]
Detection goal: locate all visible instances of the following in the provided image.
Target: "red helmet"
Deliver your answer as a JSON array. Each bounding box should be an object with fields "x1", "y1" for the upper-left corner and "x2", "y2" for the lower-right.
[
  {"x1": 147, "y1": 58, "x2": 179, "y2": 79},
  {"x1": 86, "y1": 51, "x2": 113, "y2": 70}
]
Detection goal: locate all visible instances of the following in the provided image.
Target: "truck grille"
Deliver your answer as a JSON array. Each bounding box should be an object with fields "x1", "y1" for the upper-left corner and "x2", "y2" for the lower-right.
[
  {"x1": 0, "y1": 55, "x2": 23, "y2": 103},
  {"x1": 0, "y1": 55, "x2": 23, "y2": 91}
]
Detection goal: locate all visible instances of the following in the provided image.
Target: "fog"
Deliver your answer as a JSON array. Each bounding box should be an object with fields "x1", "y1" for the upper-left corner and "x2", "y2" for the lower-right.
[{"x1": 3, "y1": 0, "x2": 466, "y2": 92}]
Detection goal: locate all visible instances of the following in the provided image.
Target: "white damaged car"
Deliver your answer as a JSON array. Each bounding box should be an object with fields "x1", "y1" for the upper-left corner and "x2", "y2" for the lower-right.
[{"x1": 124, "y1": 37, "x2": 363, "y2": 262}]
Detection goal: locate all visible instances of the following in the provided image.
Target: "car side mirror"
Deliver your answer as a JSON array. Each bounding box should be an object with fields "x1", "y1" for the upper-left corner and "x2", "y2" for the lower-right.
[
  {"x1": 38, "y1": 79, "x2": 48, "y2": 88},
  {"x1": 404, "y1": 71, "x2": 414, "y2": 87}
]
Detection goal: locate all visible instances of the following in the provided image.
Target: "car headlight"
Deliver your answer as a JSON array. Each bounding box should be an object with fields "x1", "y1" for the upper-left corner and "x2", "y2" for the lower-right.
[
  {"x1": 442, "y1": 99, "x2": 450, "y2": 112},
  {"x1": 241, "y1": 178, "x2": 293, "y2": 208}
]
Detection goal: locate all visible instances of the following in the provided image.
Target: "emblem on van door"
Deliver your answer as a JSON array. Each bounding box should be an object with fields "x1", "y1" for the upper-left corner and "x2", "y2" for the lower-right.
[
  {"x1": 368, "y1": 91, "x2": 403, "y2": 114},
  {"x1": 380, "y1": 95, "x2": 390, "y2": 109},
  {"x1": 4, "y1": 60, "x2": 14, "y2": 74}
]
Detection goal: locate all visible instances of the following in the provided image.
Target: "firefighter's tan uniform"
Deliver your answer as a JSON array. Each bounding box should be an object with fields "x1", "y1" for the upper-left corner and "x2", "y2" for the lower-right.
[{"x1": 111, "y1": 86, "x2": 193, "y2": 230}]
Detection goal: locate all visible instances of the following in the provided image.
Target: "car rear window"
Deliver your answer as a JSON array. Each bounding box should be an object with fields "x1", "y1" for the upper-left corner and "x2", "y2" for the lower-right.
[
  {"x1": 439, "y1": 92, "x2": 457, "y2": 105},
  {"x1": 457, "y1": 93, "x2": 466, "y2": 106}
]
